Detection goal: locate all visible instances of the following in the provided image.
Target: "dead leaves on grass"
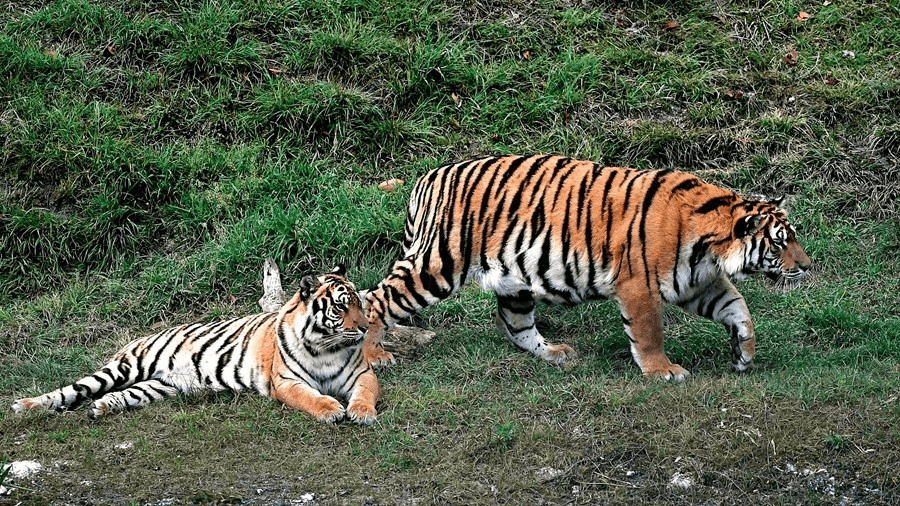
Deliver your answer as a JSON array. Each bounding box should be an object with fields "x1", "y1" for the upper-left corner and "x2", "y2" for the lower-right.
[
  {"x1": 784, "y1": 45, "x2": 799, "y2": 65},
  {"x1": 378, "y1": 178, "x2": 404, "y2": 192}
]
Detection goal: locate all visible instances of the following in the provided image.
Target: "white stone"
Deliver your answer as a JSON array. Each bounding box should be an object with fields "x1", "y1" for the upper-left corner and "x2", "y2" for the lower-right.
[
  {"x1": 536, "y1": 467, "x2": 564, "y2": 481},
  {"x1": 5, "y1": 460, "x2": 42, "y2": 479},
  {"x1": 669, "y1": 472, "x2": 694, "y2": 490}
]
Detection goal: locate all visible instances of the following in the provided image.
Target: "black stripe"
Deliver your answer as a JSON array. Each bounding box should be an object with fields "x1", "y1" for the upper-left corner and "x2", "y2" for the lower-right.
[
  {"x1": 700, "y1": 291, "x2": 728, "y2": 319},
  {"x1": 671, "y1": 221, "x2": 683, "y2": 296},
  {"x1": 695, "y1": 195, "x2": 736, "y2": 215},
  {"x1": 638, "y1": 170, "x2": 671, "y2": 288},
  {"x1": 688, "y1": 234, "x2": 714, "y2": 286},
  {"x1": 671, "y1": 177, "x2": 701, "y2": 195},
  {"x1": 584, "y1": 198, "x2": 596, "y2": 290},
  {"x1": 717, "y1": 297, "x2": 740, "y2": 315},
  {"x1": 600, "y1": 170, "x2": 619, "y2": 269},
  {"x1": 621, "y1": 170, "x2": 644, "y2": 213}
]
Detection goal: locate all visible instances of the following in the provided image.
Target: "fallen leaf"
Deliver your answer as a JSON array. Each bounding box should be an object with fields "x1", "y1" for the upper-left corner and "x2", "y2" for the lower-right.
[
  {"x1": 102, "y1": 45, "x2": 115, "y2": 57},
  {"x1": 451, "y1": 92, "x2": 461, "y2": 108},
  {"x1": 823, "y1": 1, "x2": 831, "y2": 6},
  {"x1": 522, "y1": 50, "x2": 531, "y2": 60},
  {"x1": 150, "y1": 321, "x2": 165, "y2": 330},
  {"x1": 795, "y1": 11, "x2": 811, "y2": 21},
  {"x1": 783, "y1": 45, "x2": 799, "y2": 65},
  {"x1": 378, "y1": 179, "x2": 405, "y2": 192},
  {"x1": 724, "y1": 89, "x2": 744, "y2": 100},
  {"x1": 824, "y1": 75, "x2": 838, "y2": 85},
  {"x1": 267, "y1": 68, "x2": 283, "y2": 75},
  {"x1": 661, "y1": 21, "x2": 680, "y2": 30},
  {"x1": 43, "y1": 49, "x2": 57, "y2": 57}
]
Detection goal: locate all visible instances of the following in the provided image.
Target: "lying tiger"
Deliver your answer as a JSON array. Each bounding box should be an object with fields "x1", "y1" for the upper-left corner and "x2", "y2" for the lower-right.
[
  {"x1": 12, "y1": 266, "x2": 379, "y2": 424},
  {"x1": 362, "y1": 155, "x2": 812, "y2": 380}
]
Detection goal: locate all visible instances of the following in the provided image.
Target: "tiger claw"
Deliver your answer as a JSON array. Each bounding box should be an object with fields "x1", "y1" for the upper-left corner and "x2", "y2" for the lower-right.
[
  {"x1": 347, "y1": 403, "x2": 377, "y2": 425},
  {"x1": 643, "y1": 364, "x2": 690, "y2": 382},
  {"x1": 539, "y1": 344, "x2": 576, "y2": 366},
  {"x1": 365, "y1": 350, "x2": 396, "y2": 367}
]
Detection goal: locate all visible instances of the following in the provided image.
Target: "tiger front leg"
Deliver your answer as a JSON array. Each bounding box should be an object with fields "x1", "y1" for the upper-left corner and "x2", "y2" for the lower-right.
[
  {"x1": 617, "y1": 286, "x2": 689, "y2": 381},
  {"x1": 678, "y1": 276, "x2": 756, "y2": 373},
  {"x1": 271, "y1": 375, "x2": 345, "y2": 424},
  {"x1": 362, "y1": 256, "x2": 456, "y2": 367},
  {"x1": 361, "y1": 318, "x2": 395, "y2": 368},
  {"x1": 344, "y1": 367, "x2": 380, "y2": 425}
]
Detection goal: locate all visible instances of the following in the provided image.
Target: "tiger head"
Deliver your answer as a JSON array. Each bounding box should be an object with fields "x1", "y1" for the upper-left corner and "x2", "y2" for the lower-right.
[
  {"x1": 731, "y1": 197, "x2": 811, "y2": 290},
  {"x1": 296, "y1": 264, "x2": 368, "y2": 352}
]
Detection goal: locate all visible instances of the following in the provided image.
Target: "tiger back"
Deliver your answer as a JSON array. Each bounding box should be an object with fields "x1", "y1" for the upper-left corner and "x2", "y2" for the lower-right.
[
  {"x1": 362, "y1": 155, "x2": 811, "y2": 380},
  {"x1": 12, "y1": 266, "x2": 379, "y2": 424}
]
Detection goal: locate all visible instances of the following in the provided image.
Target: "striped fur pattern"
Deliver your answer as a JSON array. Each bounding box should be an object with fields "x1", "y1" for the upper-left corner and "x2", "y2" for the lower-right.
[
  {"x1": 362, "y1": 155, "x2": 811, "y2": 380},
  {"x1": 12, "y1": 266, "x2": 379, "y2": 424}
]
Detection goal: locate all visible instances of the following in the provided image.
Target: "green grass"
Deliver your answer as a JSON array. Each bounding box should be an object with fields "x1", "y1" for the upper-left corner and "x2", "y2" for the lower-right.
[{"x1": 2, "y1": 0, "x2": 899, "y2": 504}]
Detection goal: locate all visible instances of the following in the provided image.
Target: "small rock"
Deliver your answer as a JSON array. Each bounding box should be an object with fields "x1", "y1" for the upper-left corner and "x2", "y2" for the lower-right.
[
  {"x1": 536, "y1": 467, "x2": 564, "y2": 481},
  {"x1": 669, "y1": 472, "x2": 694, "y2": 490},
  {"x1": 842, "y1": 50, "x2": 856, "y2": 59},
  {"x1": 115, "y1": 441, "x2": 133, "y2": 450},
  {"x1": 5, "y1": 460, "x2": 42, "y2": 479},
  {"x1": 291, "y1": 493, "x2": 316, "y2": 505}
]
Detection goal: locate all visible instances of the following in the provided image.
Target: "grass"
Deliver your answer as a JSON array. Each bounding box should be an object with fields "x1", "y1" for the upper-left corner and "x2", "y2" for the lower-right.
[{"x1": 2, "y1": 0, "x2": 899, "y2": 504}]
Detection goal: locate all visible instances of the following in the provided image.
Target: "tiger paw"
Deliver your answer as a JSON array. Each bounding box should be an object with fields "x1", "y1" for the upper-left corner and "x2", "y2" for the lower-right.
[
  {"x1": 364, "y1": 348, "x2": 396, "y2": 368},
  {"x1": 346, "y1": 402, "x2": 377, "y2": 425},
  {"x1": 643, "y1": 364, "x2": 690, "y2": 382},
  {"x1": 312, "y1": 396, "x2": 345, "y2": 424},
  {"x1": 87, "y1": 400, "x2": 109, "y2": 420},
  {"x1": 539, "y1": 343, "x2": 576, "y2": 366},
  {"x1": 11, "y1": 398, "x2": 36, "y2": 413}
]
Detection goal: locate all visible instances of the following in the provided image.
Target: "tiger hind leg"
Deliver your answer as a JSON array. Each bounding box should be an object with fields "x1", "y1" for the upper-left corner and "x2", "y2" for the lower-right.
[
  {"x1": 12, "y1": 363, "x2": 138, "y2": 414},
  {"x1": 495, "y1": 291, "x2": 575, "y2": 365},
  {"x1": 87, "y1": 379, "x2": 181, "y2": 419}
]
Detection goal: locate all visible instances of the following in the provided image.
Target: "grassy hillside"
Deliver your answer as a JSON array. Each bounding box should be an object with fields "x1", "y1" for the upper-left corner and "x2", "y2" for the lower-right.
[{"x1": 2, "y1": 0, "x2": 898, "y2": 504}]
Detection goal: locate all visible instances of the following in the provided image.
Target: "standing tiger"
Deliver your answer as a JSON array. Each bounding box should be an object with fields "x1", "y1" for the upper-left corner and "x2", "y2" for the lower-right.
[
  {"x1": 362, "y1": 155, "x2": 811, "y2": 380},
  {"x1": 12, "y1": 266, "x2": 379, "y2": 424}
]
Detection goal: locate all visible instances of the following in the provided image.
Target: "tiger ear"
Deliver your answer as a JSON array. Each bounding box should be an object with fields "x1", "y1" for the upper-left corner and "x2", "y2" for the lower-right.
[
  {"x1": 771, "y1": 195, "x2": 790, "y2": 211},
  {"x1": 734, "y1": 214, "x2": 762, "y2": 238},
  {"x1": 331, "y1": 264, "x2": 346, "y2": 277},
  {"x1": 298, "y1": 274, "x2": 321, "y2": 300}
]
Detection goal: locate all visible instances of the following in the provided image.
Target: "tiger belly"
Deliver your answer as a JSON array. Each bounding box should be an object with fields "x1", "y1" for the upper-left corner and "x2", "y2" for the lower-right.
[{"x1": 470, "y1": 261, "x2": 616, "y2": 304}]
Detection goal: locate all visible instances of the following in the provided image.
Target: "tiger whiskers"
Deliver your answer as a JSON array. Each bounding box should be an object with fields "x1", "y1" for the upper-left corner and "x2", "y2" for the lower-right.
[
  {"x1": 309, "y1": 331, "x2": 363, "y2": 353},
  {"x1": 773, "y1": 269, "x2": 812, "y2": 292}
]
